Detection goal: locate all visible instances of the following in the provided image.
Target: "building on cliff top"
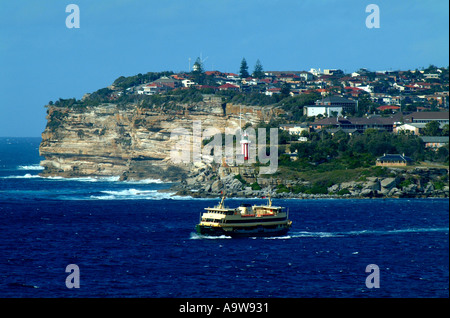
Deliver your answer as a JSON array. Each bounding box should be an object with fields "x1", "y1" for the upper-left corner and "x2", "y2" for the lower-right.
[{"x1": 376, "y1": 153, "x2": 413, "y2": 167}]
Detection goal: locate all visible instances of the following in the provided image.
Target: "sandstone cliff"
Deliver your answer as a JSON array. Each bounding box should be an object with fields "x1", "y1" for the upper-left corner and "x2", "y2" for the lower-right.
[{"x1": 39, "y1": 99, "x2": 279, "y2": 181}]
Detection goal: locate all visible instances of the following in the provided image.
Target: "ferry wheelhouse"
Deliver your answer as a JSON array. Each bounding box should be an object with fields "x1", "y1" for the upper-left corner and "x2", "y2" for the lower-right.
[{"x1": 195, "y1": 195, "x2": 292, "y2": 237}]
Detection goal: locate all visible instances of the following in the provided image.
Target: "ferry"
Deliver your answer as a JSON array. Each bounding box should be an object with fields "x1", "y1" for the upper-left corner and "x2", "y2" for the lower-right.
[{"x1": 195, "y1": 194, "x2": 292, "y2": 237}]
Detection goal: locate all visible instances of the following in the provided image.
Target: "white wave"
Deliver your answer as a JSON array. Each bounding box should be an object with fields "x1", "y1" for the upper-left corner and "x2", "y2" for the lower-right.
[
  {"x1": 123, "y1": 178, "x2": 165, "y2": 184},
  {"x1": 286, "y1": 227, "x2": 449, "y2": 239},
  {"x1": 90, "y1": 188, "x2": 191, "y2": 200},
  {"x1": 190, "y1": 233, "x2": 232, "y2": 240},
  {"x1": 2, "y1": 173, "x2": 41, "y2": 179},
  {"x1": 264, "y1": 235, "x2": 292, "y2": 240},
  {"x1": 17, "y1": 165, "x2": 44, "y2": 171},
  {"x1": 288, "y1": 231, "x2": 344, "y2": 238},
  {"x1": 46, "y1": 176, "x2": 121, "y2": 182}
]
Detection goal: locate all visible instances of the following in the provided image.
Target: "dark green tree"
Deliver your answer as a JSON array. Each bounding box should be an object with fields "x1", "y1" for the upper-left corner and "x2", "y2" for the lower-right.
[
  {"x1": 239, "y1": 58, "x2": 249, "y2": 78},
  {"x1": 423, "y1": 121, "x2": 441, "y2": 136},
  {"x1": 191, "y1": 57, "x2": 205, "y2": 84},
  {"x1": 253, "y1": 59, "x2": 264, "y2": 78},
  {"x1": 280, "y1": 82, "x2": 291, "y2": 98},
  {"x1": 441, "y1": 124, "x2": 449, "y2": 136}
]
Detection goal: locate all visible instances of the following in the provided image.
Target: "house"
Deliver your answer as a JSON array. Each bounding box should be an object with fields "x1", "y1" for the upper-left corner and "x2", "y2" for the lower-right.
[
  {"x1": 265, "y1": 87, "x2": 281, "y2": 96},
  {"x1": 419, "y1": 136, "x2": 449, "y2": 150},
  {"x1": 403, "y1": 112, "x2": 449, "y2": 128},
  {"x1": 142, "y1": 83, "x2": 164, "y2": 95},
  {"x1": 323, "y1": 69, "x2": 343, "y2": 75},
  {"x1": 153, "y1": 76, "x2": 181, "y2": 89},
  {"x1": 318, "y1": 127, "x2": 359, "y2": 136},
  {"x1": 376, "y1": 154, "x2": 413, "y2": 167},
  {"x1": 311, "y1": 113, "x2": 403, "y2": 132},
  {"x1": 424, "y1": 73, "x2": 440, "y2": 79},
  {"x1": 218, "y1": 83, "x2": 240, "y2": 91},
  {"x1": 314, "y1": 95, "x2": 357, "y2": 114},
  {"x1": 394, "y1": 123, "x2": 422, "y2": 135},
  {"x1": 303, "y1": 105, "x2": 343, "y2": 117},
  {"x1": 279, "y1": 124, "x2": 309, "y2": 135},
  {"x1": 377, "y1": 105, "x2": 401, "y2": 112},
  {"x1": 299, "y1": 71, "x2": 314, "y2": 81}
]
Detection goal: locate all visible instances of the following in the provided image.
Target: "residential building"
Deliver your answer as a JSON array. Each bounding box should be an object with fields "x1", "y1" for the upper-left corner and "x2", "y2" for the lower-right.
[
  {"x1": 394, "y1": 123, "x2": 422, "y2": 135},
  {"x1": 314, "y1": 95, "x2": 357, "y2": 114},
  {"x1": 419, "y1": 136, "x2": 449, "y2": 150},
  {"x1": 311, "y1": 113, "x2": 403, "y2": 132},
  {"x1": 303, "y1": 105, "x2": 343, "y2": 117},
  {"x1": 218, "y1": 83, "x2": 240, "y2": 91},
  {"x1": 376, "y1": 154, "x2": 413, "y2": 167},
  {"x1": 279, "y1": 124, "x2": 309, "y2": 135},
  {"x1": 403, "y1": 111, "x2": 449, "y2": 128}
]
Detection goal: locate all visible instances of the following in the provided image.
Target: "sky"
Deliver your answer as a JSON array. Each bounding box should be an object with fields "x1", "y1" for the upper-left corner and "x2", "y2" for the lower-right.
[{"x1": 0, "y1": 0, "x2": 448, "y2": 137}]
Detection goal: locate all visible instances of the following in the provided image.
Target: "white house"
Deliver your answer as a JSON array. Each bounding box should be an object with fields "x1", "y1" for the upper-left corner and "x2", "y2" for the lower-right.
[
  {"x1": 280, "y1": 124, "x2": 309, "y2": 136},
  {"x1": 303, "y1": 105, "x2": 343, "y2": 117},
  {"x1": 394, "y1": 123, "x2": 422, "y2": 135},
  {"x1": 299, "y1": 71, "x2": 313, "y2": 81},
  {"x1": 309, "y1": 68, "x2": 322, "y2": 76}
]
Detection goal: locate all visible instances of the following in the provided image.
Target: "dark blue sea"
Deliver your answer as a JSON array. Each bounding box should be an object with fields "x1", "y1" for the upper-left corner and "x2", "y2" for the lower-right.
[{"x1": 0, "y1": 137, "x2": 448, "y2": 298}]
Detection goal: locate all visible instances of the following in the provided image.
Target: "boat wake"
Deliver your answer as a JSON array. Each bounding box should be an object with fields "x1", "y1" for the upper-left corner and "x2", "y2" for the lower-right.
[
  {"x1": 190, "y1": 233, "x2": 232, "y2": 240},
  {"x1": 263, "y1": 227, "x2": 449, "y2": 239}
]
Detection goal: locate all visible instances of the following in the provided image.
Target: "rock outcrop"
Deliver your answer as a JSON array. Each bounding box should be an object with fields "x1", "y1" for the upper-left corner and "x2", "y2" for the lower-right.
[
  {"x1": 39, "y1": 100, "x2": 279, "y2": 181},
  {"x1": 171, "y1": 165, "x2": 449, "y2": 199}
]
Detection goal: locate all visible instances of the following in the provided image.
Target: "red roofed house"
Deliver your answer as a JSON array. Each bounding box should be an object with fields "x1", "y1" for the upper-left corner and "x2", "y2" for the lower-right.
[
  {"x1": 377, "y1": 105, "x2": 401, "y2": 112},
  {"x1": 265, "y1": 87, "x2": 281, "y2": 96},
  {"x1": 218, "y1": 83, "x2": 240, "y2": 91}
]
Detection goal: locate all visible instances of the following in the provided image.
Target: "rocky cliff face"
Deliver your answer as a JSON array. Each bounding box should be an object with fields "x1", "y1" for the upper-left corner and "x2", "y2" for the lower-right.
[
  {"x1": 39, "y1": 100, "x2": 279, "y2": 181},
  {"x1": 172, "y1": 165, "x2": 449, "y2": 199}
]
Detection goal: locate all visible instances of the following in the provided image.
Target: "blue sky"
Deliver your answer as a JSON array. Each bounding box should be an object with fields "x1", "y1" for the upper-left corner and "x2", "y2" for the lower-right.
[{"x1": 0, "y1": 0, "x2": 448, "y2": 137}]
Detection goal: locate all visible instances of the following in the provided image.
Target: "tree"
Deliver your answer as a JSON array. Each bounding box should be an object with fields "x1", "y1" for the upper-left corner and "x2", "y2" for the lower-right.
[
  {"x1": 280, "y1": 82, "x2": 291, "y2": 98},
  {"x1": 253, "y1": 59, "x2": 264, "y2": 78},
  {"x1": 191, "y1": 57, "x2": 205, "y2": 84},
  {"x1": 441, "y1": 124, "x2": 449, "y2": 136},
  {"x1": 423, "y1": 121, "x2": 441, "y2": 136},
  {"x1": 239, "y1": 58, "x2": 249, "y2": 78}
]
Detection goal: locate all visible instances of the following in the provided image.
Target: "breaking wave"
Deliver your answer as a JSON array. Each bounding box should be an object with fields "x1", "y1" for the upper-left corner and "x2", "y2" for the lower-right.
[
  {"x1": 17, "y1": 165, "x2": 44, "y2": 171},
  {"x1": 90, "y1": 188, "x2": 191, "y2": 200}
]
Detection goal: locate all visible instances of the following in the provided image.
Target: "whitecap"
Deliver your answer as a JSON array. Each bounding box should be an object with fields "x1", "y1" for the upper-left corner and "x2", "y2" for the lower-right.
[
  {"x1": 2, "y1": 173, "x2": 41, "y2": 179},
  {"x1": 91, "y1": 188, "x2": 192, "y2": 200},
  {"x1": 17, "y1": 165, "x2": 44, "y2": 171},
  {"x1": 123, "y1": 178, "x2": 165, "y2": 184}
]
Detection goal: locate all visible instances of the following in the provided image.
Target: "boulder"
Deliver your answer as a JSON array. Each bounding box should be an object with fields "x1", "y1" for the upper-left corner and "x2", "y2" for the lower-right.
[
  {"x1": 328, "y1": 184, "x2": 340, "y2": 193},
  {"x1": 388, "y1": 187, "x2": 402, "y2": 197},
  {"x1": 211, "y1": 180, "x2": 222, "y2": 193},
  {"x1": 360, "y1": 189, "x2": 373, "y2": 197},
  {"x1": 380, "y1": 177, "x2": 398, "y2": 190},
  {"x1": 341, "y1": 181, "x2": 357, "y2": 189},
  {"x1": 363, "y1": 181, "x2": 381, "y2": 191}
]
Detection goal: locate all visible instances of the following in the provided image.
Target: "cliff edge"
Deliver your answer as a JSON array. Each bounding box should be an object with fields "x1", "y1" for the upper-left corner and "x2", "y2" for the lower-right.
[{"x1": 39, "y1": 99, "x2": 277, "y2": 181}]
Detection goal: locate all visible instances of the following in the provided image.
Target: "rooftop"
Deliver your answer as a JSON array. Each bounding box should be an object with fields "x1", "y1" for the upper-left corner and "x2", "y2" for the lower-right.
[{"x1": 377, "y1": 153, "x2": 413, "y2": 162}]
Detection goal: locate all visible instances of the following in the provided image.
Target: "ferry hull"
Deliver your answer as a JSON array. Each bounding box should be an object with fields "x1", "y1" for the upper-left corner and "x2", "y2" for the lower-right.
[{"x1": 196, "y1": 224, "x2": 291, "y2": 238}]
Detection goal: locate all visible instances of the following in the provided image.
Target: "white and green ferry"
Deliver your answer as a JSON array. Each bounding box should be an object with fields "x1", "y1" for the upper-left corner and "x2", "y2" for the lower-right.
[{"x1": 195, "y1": 195, "x2": 292, "y2": 237}]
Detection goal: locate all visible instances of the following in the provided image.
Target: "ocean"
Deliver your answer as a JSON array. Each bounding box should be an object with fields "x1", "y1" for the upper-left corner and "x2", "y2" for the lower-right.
[{"x1": 0, "y1": 137, "x2": 448, "y2": 298}]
